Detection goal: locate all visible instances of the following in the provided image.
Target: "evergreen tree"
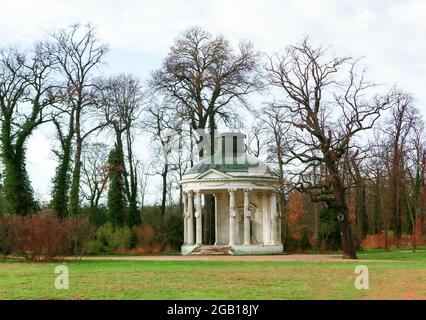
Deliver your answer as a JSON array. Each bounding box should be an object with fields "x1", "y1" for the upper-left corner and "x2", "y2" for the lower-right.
[{"x1": 107, "y1": 146, "x2": 127, "y2": 226}]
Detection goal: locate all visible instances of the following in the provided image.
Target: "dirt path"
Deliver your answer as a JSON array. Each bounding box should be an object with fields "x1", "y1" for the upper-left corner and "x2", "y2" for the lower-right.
[{"x1": 80, "y1": 254, "x2": 392, "y2": 263}]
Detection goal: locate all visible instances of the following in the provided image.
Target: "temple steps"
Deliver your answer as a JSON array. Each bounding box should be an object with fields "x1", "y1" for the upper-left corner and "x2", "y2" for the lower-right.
[{"x1": 189, "y1": 245, "x2": 232, "y2": 255}]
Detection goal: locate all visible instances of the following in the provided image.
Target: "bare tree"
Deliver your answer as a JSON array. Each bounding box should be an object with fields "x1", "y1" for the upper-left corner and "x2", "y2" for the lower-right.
[
  {"x1": 97, "y1": 74, "x2": 144, "y2": 225},
  {"x1": 266, "y1": 39, "x2": 391, "y2": 259},
  {"x1": 245, "y1": 120, "x2": 264, "y2": 158},
  {"x1": 143, "y1": 99, "x2": 179, "y2": 219},
  {"x1": 168, "y1": 127, "x2": 191, "y2": 213},
  {"x1": 367, "y1": 129, "x2": 396, "y2": 249},
  {"x1": 346, "y1": 150, "x2": 369, "y2": 244},
  {"x1": 404, "y1": 113, "x2": 425, "y2": 252},
  {"x1": 136, "y1": 160, "x2": 152, "y2": 213},
  {"x1": 81, "y1": 142, "x2": 109, "y2": 209},
  {"x1": 385, "y1": 91, "x2": 418, "y2": 246},
  {"x1": 50, "y1": 24, "x2": 108, "y2": 216},
  {"x1": 151, "y1": 26, "x2": 261, "y2": 160},
  {"x1": 257, "y1": 105, "x2": 291, "y2": 244}
]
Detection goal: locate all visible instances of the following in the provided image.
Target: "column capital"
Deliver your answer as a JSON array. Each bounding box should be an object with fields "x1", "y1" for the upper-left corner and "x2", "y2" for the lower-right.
[
  {"x1": 228, "y1": 188, "x2": 237, "y2": 193},
  {"x1": 243, "y1": 188, "x2": 252, "y2": 192},
  {"x1": 187, "y1": 190, "x2": 193, "y2": 197}
]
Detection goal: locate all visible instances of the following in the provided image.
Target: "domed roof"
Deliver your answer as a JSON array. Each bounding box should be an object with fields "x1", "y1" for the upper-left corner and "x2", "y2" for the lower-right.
[
  {"x1": 182, "y1": 131, "x2": 278, "y2": 181},
  {"x1": 184, "y1": 154, "x2": 276, "y2": 178}
]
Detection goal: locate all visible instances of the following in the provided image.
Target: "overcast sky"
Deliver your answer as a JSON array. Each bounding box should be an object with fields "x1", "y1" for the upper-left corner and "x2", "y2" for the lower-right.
[{"x1": 1, "y1": 0, "x2": 425, "y2": 203}]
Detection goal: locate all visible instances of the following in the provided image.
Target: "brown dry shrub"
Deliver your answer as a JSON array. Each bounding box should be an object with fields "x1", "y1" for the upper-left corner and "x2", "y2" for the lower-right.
[
  {"x1": 6, "y1": 211, "x2": 94, "y2": 262},
  {"x1": 132, "y1": 225, "x2": 158, "y2": 254},
  {"x1": 65, "y1": 216, "x2": 96, "y2": 257}
]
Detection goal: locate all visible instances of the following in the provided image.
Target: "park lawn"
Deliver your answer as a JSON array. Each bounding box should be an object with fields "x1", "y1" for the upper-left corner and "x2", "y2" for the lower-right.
[
  {"x1": 357, "y1": 246, "x2": 426, "y2": 261},
  {"x1": 0, "y1": 248, "x2": 425, "y2": 300}
]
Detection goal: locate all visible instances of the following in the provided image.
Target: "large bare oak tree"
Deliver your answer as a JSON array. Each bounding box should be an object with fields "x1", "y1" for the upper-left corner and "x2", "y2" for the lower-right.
[{"x1": 266, "y1": 39, "x2": 391, "y2": 259}]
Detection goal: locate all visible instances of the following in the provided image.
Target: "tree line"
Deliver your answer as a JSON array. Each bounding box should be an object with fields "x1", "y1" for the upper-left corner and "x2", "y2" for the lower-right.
[{"x1": 0, "y1": 24, "x2": 424, "y2": 259}]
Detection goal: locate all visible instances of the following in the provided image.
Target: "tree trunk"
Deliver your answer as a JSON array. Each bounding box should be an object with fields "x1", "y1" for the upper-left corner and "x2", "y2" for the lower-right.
[
  {"x1": 412, "y1": 220, "x2": 417, "y2": 253},
  {"x1": 126, "y1": 129, "x2": 139, "y2": 226},
  {"x1": 327, "y1": 161, "x2": 357, "y2": 259},
  {"x1": 69, "y1": 139, "x2": 82, "y2": 216},
  {"x1": 160, "y1": 163, "x2": 168, "y2": 220},
  {"x1": 189, "y1": 126, "x2": 194, "y2": 168},
  {"x1": 391, "y1": 145, "x2": 402, "y2": 247},
  {"x1": 51, "y1": 115, "x2": 74, "y2": 219},
  {"x1": 69, "y1": 110, "x2": 82, "y2": 216},
  {"x1": 380, "y1": 184, "x2": 389, "y2": 250},
  {"x1": 372, "y1": 173, "x2": 381, "y2": 234}
]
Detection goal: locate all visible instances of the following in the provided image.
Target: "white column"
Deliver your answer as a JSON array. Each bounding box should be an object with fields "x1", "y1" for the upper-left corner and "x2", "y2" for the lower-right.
[
  {"x1": 270, "y1": 191, "x2": 278, "y2": 245},
  {"x1": 228, "y1": 189, "x2": 237, "y2": 246},
  {"x1": 243, "y1": 189, "x2": 251, "y2": 246},
  {"x1": 187, "y1": 191, "x2": 194, "y2": 245},
  {"x1": 213, "y1": 194, "x2": 218, "y2": 245},
  {"x1": 262, "y1": 192, "x2": 270, "y2": 245},
  {"x1": 195, "y1": 191, "x2": 202, "y2": 245},
  {"x1": 183, "y1": 192, "x2": 188, "y2": 244},
  {"x1": 278, "y1": 196, "x2": 282, "y2": 244}
]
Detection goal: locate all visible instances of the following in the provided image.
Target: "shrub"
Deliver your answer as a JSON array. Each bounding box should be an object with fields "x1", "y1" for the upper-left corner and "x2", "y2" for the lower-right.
[
  {"x1": 93, "y1": 222, "x2": 132, "y2": 253},
  {"x1": 299, "y1": 230, "x2": 312, "y2": 252},
  {"x1": 95, "y1": 222, "x2": 115, "y2": 249},
  {"x1": 7, "y1": 213, "x2": 68, "y2": 261},
  {"x1": 161, "y1": 214, "x2": 183, "y2": 250},
  {"x1": 132, "y1": 225, "x2": 156, "y2": 253},
  {"x1": 5, "y1": 211, "x2": 94, "y2": 262},
  {"x1": 109, "y1": 226, "x2": 132, "y2": 253},
  {"x1": 0, "y1": 216, "x2": 11, "y2": 259},
  {"x1": 65, "y1": 216, "x2": 95, "y2": 257},
  {"x1": 87, "y1": 239, "x2": 103, "y2": 255}
]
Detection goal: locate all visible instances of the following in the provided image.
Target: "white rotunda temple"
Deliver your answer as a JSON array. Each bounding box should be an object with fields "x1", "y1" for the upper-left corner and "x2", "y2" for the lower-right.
[{"x1": 179, "y1": 132, "x2": 283, "y2": 255}]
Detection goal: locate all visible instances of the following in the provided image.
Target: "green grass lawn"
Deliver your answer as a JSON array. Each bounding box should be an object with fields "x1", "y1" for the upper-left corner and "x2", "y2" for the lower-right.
[{"x1": 0, "y1": 248, "x2": 425, "y2": 300}]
